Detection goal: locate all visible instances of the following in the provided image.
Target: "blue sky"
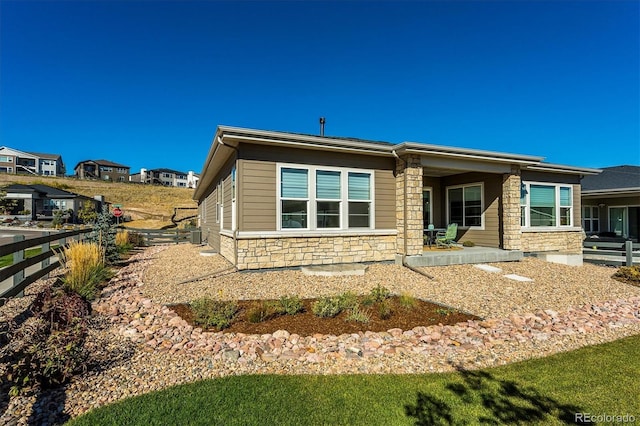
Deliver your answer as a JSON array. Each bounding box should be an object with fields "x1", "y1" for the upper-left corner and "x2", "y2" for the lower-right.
[{"x1": 1, "y1": 0, "x2": 638, "y2": 175}]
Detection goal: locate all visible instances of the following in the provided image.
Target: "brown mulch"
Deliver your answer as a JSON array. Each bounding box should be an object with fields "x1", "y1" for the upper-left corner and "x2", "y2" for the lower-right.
[{"x1": 169, "y1": 296, "x2": 478, "y2": 336}]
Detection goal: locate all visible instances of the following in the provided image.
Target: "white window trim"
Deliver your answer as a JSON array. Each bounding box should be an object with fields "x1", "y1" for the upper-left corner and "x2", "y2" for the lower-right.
[
  {"x1": 445, "y1": 182, "x2": 485, "y2": 230},
  {"x1": 231, "y1": 166, "x2": 237, "y2": 231},
  {"x1": 276, "y1": 163, "x2": 375, "y2": 232},
  {"x1": 521, "y1": 181, "x2": 574, "y2": 230},
  {"x1": 423, "y1": 187, "x2": 433, "y2": 228}
]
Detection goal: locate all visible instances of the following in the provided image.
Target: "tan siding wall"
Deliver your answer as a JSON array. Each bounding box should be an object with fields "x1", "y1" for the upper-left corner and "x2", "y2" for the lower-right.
[
  {"x1": 239, "y1": 160, "x2": 277, "y2": 231},
  {"x1": 375, "y1": 169, "x2": 395, "y2": 229},
  {"x1": 223, "y1": 173, "x2": 232, "y2": 230},
  {"x1": 572, "y1": 184, "x2": 581, "y2": 227},
  {"x1": 204, "y1": 188, "x2": 220, "y2": 251},
  {"x1": 442, "y1": 173, "x2": 501, "y2": 248}
]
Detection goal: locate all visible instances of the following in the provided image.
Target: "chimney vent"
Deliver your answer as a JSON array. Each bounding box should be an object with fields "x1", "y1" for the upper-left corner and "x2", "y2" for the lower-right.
[{"x1": 319, "y1": 117, "x2": 326, "y2": 136}]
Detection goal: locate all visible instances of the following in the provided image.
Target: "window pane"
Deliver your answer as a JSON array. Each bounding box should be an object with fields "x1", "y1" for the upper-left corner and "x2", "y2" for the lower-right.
[
  {"x1": 560, "y1": 187, "x2": 571, "y2": 206},
  {"x1": 530, "y1": 185, "x2": 555, "y2": 226},
  {"x1": 423, "y1": 190, "x2": 431, "y2": 228},
  {"x1": 464, "y1": 186, "x2": 482, "y2": 226},
  {"x1": 281, "y1": 168, "x2": 308, "y2": 198},
  {"x1": 583, "y1": 207, "x2": 591, "y2": 219},
  {"x1": 560, "y1": 207, "x2": 571, "y2": 226},
  {"x1": 348, "y1": 172, "x2": 370, "y2": 200},
  {"x1": 593, "y1": 208, "x2": 599, "y2": 219},
  {"x1": 584, "y1": 221, "x2": 591, "y2": 232},
  {"x1": 348, "y1": 202, "x2": 370, "y2": 227},
  {"x1": 282, "y1": 200, "x2": 307, "y2": 228},
  {"x1": 316, "y1": 170, "x2": 341, "y2": 199},
  {"x1": 448, "y1": 188, "x2": 463, "y2": 225},
  {"x1": 317, "y1": 201, "x2": 340, "y2": 228}
]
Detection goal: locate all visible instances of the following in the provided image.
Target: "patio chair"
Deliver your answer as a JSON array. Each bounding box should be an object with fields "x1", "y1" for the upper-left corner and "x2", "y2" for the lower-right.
[{"x1": 435, "y1": 223, "x2": 458, "y2": 248}]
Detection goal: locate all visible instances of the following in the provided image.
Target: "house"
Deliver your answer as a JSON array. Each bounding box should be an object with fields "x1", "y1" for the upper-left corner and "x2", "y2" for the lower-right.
[
  {"x1": 74, "y1": 160, "x2": 130, "y2": 182},
  {"x1": 0, "y1": 146, "x2": 65, "y2": 176},
  {"x1": 194, "y1": 126, "x2": 600, "y2": 270},
  {"x1": 581, "y1": 165, "x2": 640, "y2": 242},
  {"x1": 129, "y1": 168, "x2": 199, "y2": 188},
  {"x1": 2, "y1": 183, "x2": 104, "y2": 222}
]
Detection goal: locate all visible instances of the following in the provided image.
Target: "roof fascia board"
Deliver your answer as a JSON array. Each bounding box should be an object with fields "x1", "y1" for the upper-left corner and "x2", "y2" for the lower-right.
[
  {"x1": 194, "y1": 131, "x2": 232, "y2": 200},
  {"x1": 396, "y1": 143, "x2": 542, "y2": 165},
  {"x1": 526, "y1": 164, "x2": 601, "y2": 175},
  {"x1": 582, "y1": 187, "x2": 640, "y2": 197}
]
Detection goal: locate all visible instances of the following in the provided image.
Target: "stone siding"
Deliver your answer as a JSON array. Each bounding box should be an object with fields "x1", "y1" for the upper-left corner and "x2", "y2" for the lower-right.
[
  {"x1": 521, "y1": 231, "x2": 583, "y2": 254},
  {"x1": 235, "y1": 234, "x2": 396, "y2": 270},
  {"x1": 396, "y1": 154, "x2": 423, "y2": 256},
  {"x1": 220, "y1": 234, "x2": 236, "y2": 264},
  {"x1": 502, "y1": 168, "x2": 522, "y2": 250}
]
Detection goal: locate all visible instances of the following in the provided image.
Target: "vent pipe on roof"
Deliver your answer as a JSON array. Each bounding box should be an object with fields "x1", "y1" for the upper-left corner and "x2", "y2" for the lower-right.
[{"x1": 319, "y1": 117, "x2": 326, "y2": 136}]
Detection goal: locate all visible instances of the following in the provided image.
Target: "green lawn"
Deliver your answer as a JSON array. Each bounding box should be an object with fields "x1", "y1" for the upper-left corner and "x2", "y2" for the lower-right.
[
  {"x1": 67, "y1": 334, "x2": 640, "y2": 425},
  {"x1": 0, "y1": 245, "x2": 60, "y2": 268}
]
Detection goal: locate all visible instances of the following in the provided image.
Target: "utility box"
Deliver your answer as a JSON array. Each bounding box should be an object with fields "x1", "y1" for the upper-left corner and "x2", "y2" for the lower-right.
[{"x1": 190, "y1": 229, "x2": 202, "y2": 244}]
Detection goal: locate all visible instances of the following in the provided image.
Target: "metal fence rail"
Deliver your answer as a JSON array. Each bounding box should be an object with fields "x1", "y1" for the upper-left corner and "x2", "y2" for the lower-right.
[
  {"x1": 583, "y1": 240, "x2": 640, "y2": 267},
  {"x1": 0, "y1": 228, "x2": 94, "y2": 305}
]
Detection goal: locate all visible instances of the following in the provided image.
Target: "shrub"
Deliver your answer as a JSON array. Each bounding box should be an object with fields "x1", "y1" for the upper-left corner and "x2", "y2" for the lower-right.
[
  {"x1": 369, "y1": 284, "x2": 391, "y2": 303},
  {"x1": 191, "y1": 298, "x2": 238, "y2": 330},
  {"x1": 127, "y1": 231, "x2": 146, "y2": 247},
  {"x1": 89, "y1": 205, "x2": 119, "y2": 264},
  {"x1": 337, "y1": 291, "x2": 359, "y2": 311},
  {"x1": 31, "y1": 286, "x2": 92, "y2": 330},
  {"x1": 58, "y1": 241, "x2": 111, "y2": 301},
  {"x1": 378, "y1": 299, "x2": 393, "y2": 320},
  {"x1": 612, "y1": 265, "x2": 640, "y2": 286},
  {"x1": 277, "y1": 295, "x2": 304, "y2": 315},
  {"x1": 246, "y1": 301, "x2": 279, "y2": 323},
  {"x1": 116, "y1": 230, "x2": 134, "y2": 253},
  {"x1": 346, "y1": 304, "x2": 370, "y2": 323},
  {"x1": 462, "y1": 240, "x2": 476, "y2": 247},
  {"x1": 312, "y1": 296, "x2": 343, "y2": 318},
  {"x1": 399, "y1": 292, "x2": 417, "y2": 310}
]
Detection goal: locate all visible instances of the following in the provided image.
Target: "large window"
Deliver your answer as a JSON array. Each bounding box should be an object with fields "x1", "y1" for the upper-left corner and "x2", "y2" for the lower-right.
[
  {"x1": 521, "y1": 182, "x2": 573, "y2": 228},
  {"x1": 582, "y1": 206, "x2": 599, "y2": 233},
  {"x1": 447, "y1": 183, "x2": 483, "y2": 227},
  {"x1": 278, "y1": 165, "x2": 373, "y2": 231}
]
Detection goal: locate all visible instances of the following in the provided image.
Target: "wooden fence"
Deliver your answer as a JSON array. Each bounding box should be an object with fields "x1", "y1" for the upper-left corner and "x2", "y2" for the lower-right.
[
  {"x1": 122, "y1": 227, "x2": 201, "y2": 246},
  {"x1": 583, "y1": 240, "x2": 640, "y2": 267},
  {"x1": 0, "y1": 228, "x2": 94, "y2": 306}
]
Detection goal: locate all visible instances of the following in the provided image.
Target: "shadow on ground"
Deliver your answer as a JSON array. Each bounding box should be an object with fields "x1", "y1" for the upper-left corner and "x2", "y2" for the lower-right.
[{"x1": 404, "y1": 366, "x2": 591, "y2": 425}]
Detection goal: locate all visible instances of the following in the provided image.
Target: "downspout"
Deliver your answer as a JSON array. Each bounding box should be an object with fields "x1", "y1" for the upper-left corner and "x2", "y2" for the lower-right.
[{"x1": 217, "y1": 136, "x2": 240, "y2": 267}]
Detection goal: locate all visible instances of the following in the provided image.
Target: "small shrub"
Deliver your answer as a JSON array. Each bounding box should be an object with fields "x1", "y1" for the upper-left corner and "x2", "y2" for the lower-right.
[
  {"x1": 127, "y1": 231, "x2": 146, "y2": 247},
  {"x1": 346, "y1": 304, "x2": 370, "y2": 323},
  {"x1": 58, "y1": 241, "x2": 111, "y2": 301},
  {"x1": 31, "y1": 286, "x2": 92, "y2": 330},
  {"x1": 116, "y1": 230, "x2": 133, "y2": 252},
  {"x1": 312, "y1": 296, "x2": 343, "y2": 318},
  {"x1": 361, "y1": 295, "x2": 376, "y2": 306},
  {"x1": 246, "y1": 301, "x2": 279, "y2": 323},
  {"x1": 277, "y1": 295, "x2": 303, "y2": 315},
  {"x1": 436, "y1": 308, "x2": 454, "y2": 316},
  {"x1": 462, "y1": 240, "x2": 475, "y2": 247},
  {"x1": 191, "y1": 298, "x2": 238, "y2": 330},
  {"x1": 399, "y1": 292, "x2": 417, "y2": 310},
  {"x1": 612, "y1": 265, "x2": 640, "y2": 286},
  {"x1": 337, "y1": 291, "x2": 359, "y2": 310},
  {"x1": 378, "y1": 299, "x2": 393, "y2": 320},
  {"x1": 369, "y1": 284, "x2": 391, "y2": 303}
]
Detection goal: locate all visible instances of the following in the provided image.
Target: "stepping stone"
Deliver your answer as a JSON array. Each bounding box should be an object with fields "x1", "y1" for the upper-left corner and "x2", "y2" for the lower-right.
[
  {"x1": 474, "y1": 264, "x2": 502, "y2": 273},
  {"x1": 503, "y1": 274, "x2": 533, "y2": 282},
  {"x1": 199, "y1": 250, "x2": 218, "y2": 257},
  {"x1": 301, "y1": 264, "x2": 368, "y2": 277}
]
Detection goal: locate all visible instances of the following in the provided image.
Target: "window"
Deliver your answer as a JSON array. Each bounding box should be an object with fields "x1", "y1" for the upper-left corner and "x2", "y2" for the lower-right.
[
  {"x1": 215, "y1": 181, "x2": 222, "y2": 223},
  {"x1": 0, "y1": 156, "x2": 13, "y2": 163},
  {"x1": 100, "y1": 166, "x2": 113, "y2": 172},
  {"x1": 118, "y1": 176, "x2": 125, "y2": 182},
  {"x1": 0, "y1": 167, "x2": 12, "y2": 173},
  {"x1": 277, "y1": 164, "x2": 374, "y2": 231},
  {"x1": 447, "y1": 183, "x2": 483, "y2": 227},
  {"x1": 117, "y1": 168, "x2": 128, "y2": 174},
  {"x1": 423, "y1": 189, "x2": 432, "y2": 229},
  {"x1": 583, "y1": 206, "x2": 599, "y2": 233},
  {"x1": 521, "y1": 182, "x2": 573, "y2": 227}
]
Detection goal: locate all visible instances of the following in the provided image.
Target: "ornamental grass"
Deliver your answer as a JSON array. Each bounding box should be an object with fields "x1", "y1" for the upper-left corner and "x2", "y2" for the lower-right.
[{"x1": 58, "y1": 240, "x2": 111, "y2": 301}]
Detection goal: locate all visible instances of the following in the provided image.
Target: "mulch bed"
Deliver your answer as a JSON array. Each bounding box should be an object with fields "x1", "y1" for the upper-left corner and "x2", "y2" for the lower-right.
[{"x1": 170, "y1": 297, "x2": 478, "y2": 337}]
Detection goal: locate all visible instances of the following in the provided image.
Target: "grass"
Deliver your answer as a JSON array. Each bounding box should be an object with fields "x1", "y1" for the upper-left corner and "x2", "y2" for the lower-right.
[
  {"x1": 0, "y1": 245, "x2": 60, "y2": 268},
  {"x1": 67, "y1": 334, "x2": 640, "y2": 425}
]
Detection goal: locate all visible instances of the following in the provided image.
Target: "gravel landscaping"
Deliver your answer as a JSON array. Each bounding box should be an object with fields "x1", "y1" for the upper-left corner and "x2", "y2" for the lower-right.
[{"x1": 2, "y1": 244, "x2": 640, "y2": 425}]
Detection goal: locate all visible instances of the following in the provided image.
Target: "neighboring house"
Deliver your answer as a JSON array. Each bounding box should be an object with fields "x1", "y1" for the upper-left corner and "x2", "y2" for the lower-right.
[
  {"x1": 581, "y1": 165, "x2": 640, "y2": 241},
  {"x1": 0, "y1": 146, "x2": 65, "y2": 176},
  {"x1": 74, "y1": 160, "x2": 130, "y2": 182},
  {"x1": 194, "y1": 126, "x2": 600, "y2": 271},
  {"x1": 129, "y1": 168, "x2": 199, "y2": 188},
  {"x1": 2, "y1": 183, "x2": 104, "y2": 222}
]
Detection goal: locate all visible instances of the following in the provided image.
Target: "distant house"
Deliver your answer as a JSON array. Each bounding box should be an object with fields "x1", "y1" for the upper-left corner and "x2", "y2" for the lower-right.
[
  {"x1": 74, "y1": 160, "x2": 130, "y2": 182},
  {"x1": 581, "y1": 165, "x2": 640, "y2": 241},
  {"x1": 2, "y1": 183, "x2": 104, "y2": 222},
  {"x1": 194, "y1": 125, "x2": 599, "y2": 271},
  {"x1": 0, "y1": 146, "x2": 65, "y2": 176},
  {"x1": 129, "y1": 168, "x2": 199, "y2": 188}
]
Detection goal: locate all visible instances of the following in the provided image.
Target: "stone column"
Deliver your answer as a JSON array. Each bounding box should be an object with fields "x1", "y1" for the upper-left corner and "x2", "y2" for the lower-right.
[
  {"x1": 396, "y1": 154, "x2": 423, "y2": 256},
  {"x1": 502, "y1": 166, "x2": 522, "y2": 250}
]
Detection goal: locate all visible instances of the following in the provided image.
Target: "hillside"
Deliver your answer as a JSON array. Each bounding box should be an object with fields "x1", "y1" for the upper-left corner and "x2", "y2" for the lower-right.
[{"x1": 0, "y1": 174, "x2": 197, "y2": 229}]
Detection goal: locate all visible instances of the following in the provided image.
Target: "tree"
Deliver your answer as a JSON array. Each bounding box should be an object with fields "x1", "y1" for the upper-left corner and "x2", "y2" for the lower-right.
[
  {"x1": 78, "y1": 200, "x2": 97, "y2": 224},
  {"x1": 89, "y1": 205, "x2": 119, "y2": 264},
  {"x1": 0, "y1": 188, "x2": 18, "y2": 215},
  {"x1": 52, "y1": 210, "x2": 64, "y2": 228}
]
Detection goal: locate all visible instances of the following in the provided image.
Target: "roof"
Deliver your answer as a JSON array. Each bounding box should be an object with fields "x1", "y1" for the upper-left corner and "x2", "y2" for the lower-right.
[
  {"x1": 194, "y1": 125, "x2": 602, "y2": 200},
  {"x1": 4, "y1": 183, "x2": 89, "y2": 199},
  {"x1": 149, "y1": 168, "x2": 189, "y2": 175},
  {"x1": 581, "y1": 165, "x2": 640, "y2": 193},
  {"x1": 26, "y1": 151, "x2": 62, "y2": 161},
  {"x1": 74, "y1": 159, "x2": 130, "y2": 169}
]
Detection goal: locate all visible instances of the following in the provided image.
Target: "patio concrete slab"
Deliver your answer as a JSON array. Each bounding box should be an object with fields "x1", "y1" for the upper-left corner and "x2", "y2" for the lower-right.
[
  {"x1": 504, "y1": 274, "x2": 534, "y2": 282},
  {"x1": 301, "y1": 264, "x2": 368, "y2": 277},
  {"x1": 199, "y1": 249, "x2": 218, "y2": 256},
  {"x1": 405, "y1": 247, "x2": 523, "y2": 267}
]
